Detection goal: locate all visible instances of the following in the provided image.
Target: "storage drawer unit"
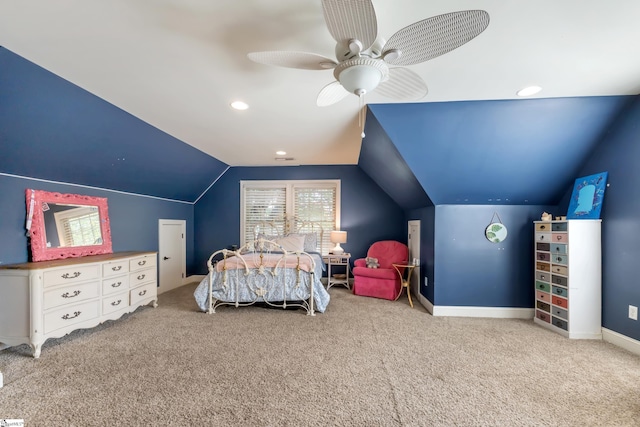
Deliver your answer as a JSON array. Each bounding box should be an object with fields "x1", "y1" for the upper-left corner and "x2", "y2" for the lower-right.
[{"x1": 533, "y1": 220, "x2": 602, "y2": 339}]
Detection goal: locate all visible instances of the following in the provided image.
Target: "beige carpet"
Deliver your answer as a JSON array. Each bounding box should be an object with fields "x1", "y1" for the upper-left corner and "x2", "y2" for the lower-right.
[{"x1": 1, "y1": 283, "x2": 639, "y2": 426}]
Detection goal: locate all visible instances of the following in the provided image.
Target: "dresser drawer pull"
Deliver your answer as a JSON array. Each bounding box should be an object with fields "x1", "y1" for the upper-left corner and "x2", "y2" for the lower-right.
[
  {"x1": 111, "y1": 266, "x2": 122, "y2": 271},
  {"x1": 138, "y1": 290, "x2": 147, "y2": 297},
  {"x1": 137, "y1": 274, "x2": 146, "y2": 281},
  {"x1": 62, "y1": 311, "x2": 81, "y2": 320},
  {"x1": 61, "y1": 290, "x2": 81, "y2": 298},
  {"x1": 111, "y1": 281, "x2": 123, "y2": 288},
  {"x1": 556, "y1": 236, "x2": 562, "y2": 241},
  {"x1": 61, "y1": 272, "x2": 81, "y2": 279},
  {"x1": 111, "y1": 300, "x2": 122, "y2": 306},
  {"x1": 539, "y1": 225, "x2": 546, "y2": 230},
  {"x1": 138, "y1": 260, "x2": 147, "y2": 266}
]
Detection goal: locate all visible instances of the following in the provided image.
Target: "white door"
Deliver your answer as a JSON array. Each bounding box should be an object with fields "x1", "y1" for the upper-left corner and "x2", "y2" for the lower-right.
[
  {"x1": 408, "y1": 220, "x2": 421, "y2": 298},
  {"x1": 158, "y1": 219, "x2": 186, "y2": 294}
]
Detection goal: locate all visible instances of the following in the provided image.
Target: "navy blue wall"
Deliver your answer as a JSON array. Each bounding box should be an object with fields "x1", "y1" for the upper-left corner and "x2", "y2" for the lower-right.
[
  {"x1": 568, "y1": 97, "x2": 640, "y2": 340},
  {"x1": 193, "y1": 165, "x2": 406, "y2": 275},
  {"x1": 0, "y1": 174, "x2": 195, "y2": 272},
  {"x1": 433, "y1": 205, "x2": 553, "y2": 307}
]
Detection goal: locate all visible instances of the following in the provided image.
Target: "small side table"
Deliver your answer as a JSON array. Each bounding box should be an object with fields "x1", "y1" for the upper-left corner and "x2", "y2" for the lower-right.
[
  {"x1": 323, "y1": 253, "x2": 351, "y2": 290},
  {"x1": 392, "y1": 264, "x2": 416, "y2": 308}
]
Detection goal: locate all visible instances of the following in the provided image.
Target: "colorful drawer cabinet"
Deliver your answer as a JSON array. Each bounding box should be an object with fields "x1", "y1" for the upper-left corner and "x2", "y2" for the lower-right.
[{"x1": 533, "y1": 220, "x2": 602, "y2": 339}]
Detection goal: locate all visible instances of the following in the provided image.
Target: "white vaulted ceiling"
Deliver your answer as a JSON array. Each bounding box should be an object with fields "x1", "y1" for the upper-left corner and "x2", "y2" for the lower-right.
[{"x1": 1, "y1": 0, "x2": 639, "y2": 166}]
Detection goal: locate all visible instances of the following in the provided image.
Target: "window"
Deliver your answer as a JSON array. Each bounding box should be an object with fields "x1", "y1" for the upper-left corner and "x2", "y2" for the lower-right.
[
  {"x1": 54, "y1": 206, "x2": 102, "y2": 247},
  {"x1": 241, "y1": 180, "x2": 340, "y2": 254}
]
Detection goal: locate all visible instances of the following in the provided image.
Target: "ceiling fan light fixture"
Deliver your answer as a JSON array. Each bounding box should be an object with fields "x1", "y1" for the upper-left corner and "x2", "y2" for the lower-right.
[
  {"x1": 230, "y1": 100, "x2": 249, "y2": 110},
  {"x1": 335, "y1": 58, "x2": 389, "y2": 95},
  {"x1": 517, "y1": 86, "x2": 542, "y2": 97}
]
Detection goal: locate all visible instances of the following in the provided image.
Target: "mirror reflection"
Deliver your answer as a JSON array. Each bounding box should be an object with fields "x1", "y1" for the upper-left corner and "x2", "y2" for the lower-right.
[{"x1": 42, "y1": 203, "x2": 103, "y2": 248}]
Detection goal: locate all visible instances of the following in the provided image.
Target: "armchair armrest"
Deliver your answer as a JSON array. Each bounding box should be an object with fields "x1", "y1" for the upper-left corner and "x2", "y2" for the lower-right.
[{"x1": 354, "y1": 258, "x2": 367, "y2": 268}]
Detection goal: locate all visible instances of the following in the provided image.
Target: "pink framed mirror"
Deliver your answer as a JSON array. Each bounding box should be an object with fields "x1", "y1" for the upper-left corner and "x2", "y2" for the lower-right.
[{"x1": 26, "y1": 189, "x2": 113, "y2": 262}]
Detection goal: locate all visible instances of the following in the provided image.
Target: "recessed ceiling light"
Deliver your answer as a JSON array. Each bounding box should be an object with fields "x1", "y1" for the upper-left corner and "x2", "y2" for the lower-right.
[
  {"x1": 276, "y1": 151, "x2": 286, "y2": 156},
  {"x1": 230, "y1": 101, "x2": 249, "y2": 110},
  {"x1": 517, "y1": 86, "x2": 542, "y2": 97}
]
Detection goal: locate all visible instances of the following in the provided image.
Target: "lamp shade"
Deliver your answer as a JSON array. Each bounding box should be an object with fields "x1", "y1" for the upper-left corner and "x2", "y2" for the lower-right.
[
  {"x1": 330, "y1": 230, "x2": 347, "y2": 254},
  {"x1": 330, "y1": 231, "x2": 347, "y2": 244}
]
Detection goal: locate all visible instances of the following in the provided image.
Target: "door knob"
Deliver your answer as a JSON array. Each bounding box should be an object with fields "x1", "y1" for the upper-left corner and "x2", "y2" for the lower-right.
[{"x1": 163, "y1": 256, "x2": 171, "y2": 260}]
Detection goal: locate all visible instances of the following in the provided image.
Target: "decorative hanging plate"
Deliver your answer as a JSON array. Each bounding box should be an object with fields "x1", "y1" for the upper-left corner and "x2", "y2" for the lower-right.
[{"x1": 485, "y1": 212, "x2": 507, "y2": 243}]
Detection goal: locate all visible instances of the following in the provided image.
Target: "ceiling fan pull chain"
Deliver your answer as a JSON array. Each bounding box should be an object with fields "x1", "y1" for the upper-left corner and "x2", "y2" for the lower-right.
[{"x1": 359, "y1": 94, "x2": 366, "y2": 138}]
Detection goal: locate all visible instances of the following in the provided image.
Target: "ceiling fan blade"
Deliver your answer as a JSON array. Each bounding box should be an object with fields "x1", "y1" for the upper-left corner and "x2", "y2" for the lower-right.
[
  {"x1": 317, "y1": 81, "x2": 350, "y2": 106},
  {"x1": 375, "y1": 68, "x2": 428, "y2": 101},
  {"x1": 321, "y1": 0, "x2": 377, "y2": 51},
  {"x1": 247, "y1": 51, "x2": 337, "y2": 70},
  {"x1": 383, "y1": 10, "x2": 490, "y2": 66}
]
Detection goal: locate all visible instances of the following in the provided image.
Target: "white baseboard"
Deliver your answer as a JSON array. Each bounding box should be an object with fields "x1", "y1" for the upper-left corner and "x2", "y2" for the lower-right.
[
  {"x1": 602, "y1": 328, "x2": 640, "y2": 357},
  {"x1": 416, "y1": 294, "x2": 533, "y2": 319}
]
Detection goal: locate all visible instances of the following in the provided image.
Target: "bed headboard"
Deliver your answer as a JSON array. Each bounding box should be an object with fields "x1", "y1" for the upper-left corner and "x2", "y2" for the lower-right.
[{"x1": 253, "y1": 218, "x2": 325, "y2": 253}]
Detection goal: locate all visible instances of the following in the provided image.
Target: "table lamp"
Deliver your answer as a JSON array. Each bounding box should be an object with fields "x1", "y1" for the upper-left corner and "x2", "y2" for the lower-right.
[{"x1": 330, "y1": 230, "x2": 347, "y2": 254}]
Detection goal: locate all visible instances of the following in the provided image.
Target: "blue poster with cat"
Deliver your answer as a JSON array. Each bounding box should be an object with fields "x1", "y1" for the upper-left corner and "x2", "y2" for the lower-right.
[{"x1": 566, "y1": 172, "x2": 608, "y2": 219}]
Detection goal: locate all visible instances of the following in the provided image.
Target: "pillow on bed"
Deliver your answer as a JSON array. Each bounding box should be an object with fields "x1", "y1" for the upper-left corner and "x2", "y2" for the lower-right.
[
  {"x1": 275, "y1": 234, "x2": 306, "y2": 252},
  {"x1": 288, "y1": 233, "x2": 317, "y2": 252}
]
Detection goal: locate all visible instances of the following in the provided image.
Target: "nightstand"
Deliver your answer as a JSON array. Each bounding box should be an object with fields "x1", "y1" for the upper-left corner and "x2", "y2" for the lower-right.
[{"x1": 323, "y1": 253, "x2": 351, "y2": 290}]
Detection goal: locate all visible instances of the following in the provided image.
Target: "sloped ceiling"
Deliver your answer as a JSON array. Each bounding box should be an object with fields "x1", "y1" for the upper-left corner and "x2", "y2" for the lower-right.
[
  {"x1": 364, "y1": 96, "x2": 635, "y2": 207},
  {"x1": 0, "y1": 48, "x2": 228, "y2": 203}
]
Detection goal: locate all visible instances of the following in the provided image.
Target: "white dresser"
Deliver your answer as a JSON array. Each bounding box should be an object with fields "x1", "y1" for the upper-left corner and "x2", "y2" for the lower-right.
[
  {"x1": 533, "y1": 220, "x2": 602, "y2": 339},
  {"x1": 0, "y1": 251, "x2": 158, "y2": 358}
]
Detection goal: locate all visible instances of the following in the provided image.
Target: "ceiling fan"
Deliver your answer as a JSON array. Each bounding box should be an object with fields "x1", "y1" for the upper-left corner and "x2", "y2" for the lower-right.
[{"x1": 248, "y1": 0, "x2": 490, "y2": 107}]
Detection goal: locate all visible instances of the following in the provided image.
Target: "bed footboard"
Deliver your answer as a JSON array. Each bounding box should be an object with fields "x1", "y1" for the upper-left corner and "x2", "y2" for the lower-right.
[{"x1": 205, "y1": 238, "x2": 317, "y2": 316}]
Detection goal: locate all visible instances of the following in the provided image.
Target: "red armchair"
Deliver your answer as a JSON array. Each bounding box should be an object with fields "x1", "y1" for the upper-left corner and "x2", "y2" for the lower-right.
[{"x1": 352, "y1": 240, "x2": 409, "y2": 301}]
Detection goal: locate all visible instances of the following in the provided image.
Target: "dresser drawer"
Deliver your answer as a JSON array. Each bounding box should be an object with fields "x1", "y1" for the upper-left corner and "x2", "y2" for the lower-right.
[
  {"x1": 551, "y1": 222, "x2": 567, "y2": 232},
  {"x1": 536, "y1": 291, "x2": 550, "y2": 302},
  {"x1": 103, "y1": 260, "x2": 129, "y2": 277},
  {"x1": 551, "y1": 243, "x2": 567, "y2": 254},
  {"x1": 552, "y1": 285, "x2": 568, "y2": 298},
  {"x1": 552, "y1": 265, "x2": 568, "y2": 275},
  {"x1": 43, "y1": 264, "x2": 100, "y2": 287},
  {"x1": 552, "y1": 254, "x2": 568, "y2": 265},
  {"x1": 552, "y1": 316, "x2": 568, "y2": 331},
  {"x1": 130, "y1": 254, "x2": 157, "y2": 272},
  {"x1": 43, "y1": 281, "x2": 100, "y2": 310},
  {"x1": 129, "y1": 268, "x2": 156, "y2": 287},
  {"x1": 552, "y1": 295, "x2": 568, "y2": 309},
  {"x1": 535, "y1": 223, "x2": 551, "y2": 232},
  {"x1": 536, "y1": 242, "x2": 550, "y2": 252},
  {"x1": 552, "y1": 306, "x2": 568, "y2": 320},
  {"x1": 44, "y1": 300, "x2": 100, "y2": 334},
  {"x1": 536, "y1": 252, "x2": 550, "y2": 262},
  {"x1": 130, "y1": 282, "x2": 156, "y2": 306},
  {"x1": 102, "y1": 275, "x2": 129, "y2": 295},
  {"x1": 552, "y1": 233, "x2": 568, "y2": 243},
  {"x1": 536, "y1": 271, "x2": 550, "y2": 282},
  {"x1": 552, "y1": 275, "x2": 568, "y2": 287},
  {"x1": 535, "y1": 281, "x2": 550, "y2": 292},
  {"x1": 102, "y1": 291, "x2": 129, "y2": 315},
  {"x1": 536, "y1": 262, "x2": 551, "y2": 272},
  {"x1": 535, "y1": 232, "x2": 551, "y2": 242},
  {"x1": 535, "y1": 310, "x2": 551, "y2": 323},
  {"x1": 536, "y1": 300, "x2": 551, "y2": 312}
]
